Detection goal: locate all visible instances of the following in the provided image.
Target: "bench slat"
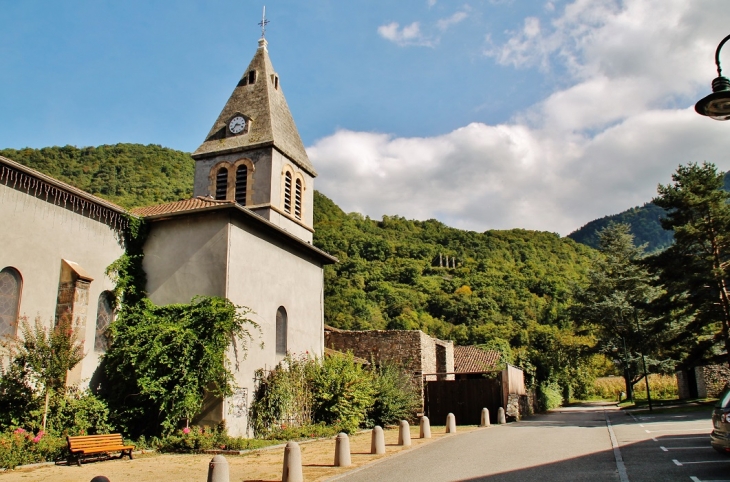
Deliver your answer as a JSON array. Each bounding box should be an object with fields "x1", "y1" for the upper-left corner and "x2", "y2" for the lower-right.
[{"x1": 66, "y1": 433, "x2": 134, "y2": 466}]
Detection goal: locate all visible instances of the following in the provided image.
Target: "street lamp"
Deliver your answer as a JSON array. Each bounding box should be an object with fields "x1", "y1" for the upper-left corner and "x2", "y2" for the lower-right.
[{"x1": 695, "y1": 34, "x2": 730, "y2": 120}]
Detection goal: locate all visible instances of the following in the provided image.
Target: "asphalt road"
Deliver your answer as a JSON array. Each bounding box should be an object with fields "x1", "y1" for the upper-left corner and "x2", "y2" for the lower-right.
[{"x1": 333, "y1": 403, "x2": 730, "y2": 482}]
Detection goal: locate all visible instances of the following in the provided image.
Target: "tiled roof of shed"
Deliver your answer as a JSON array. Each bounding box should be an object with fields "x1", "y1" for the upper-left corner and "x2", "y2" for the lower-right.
[
  {"x1": 454, "y1": 346, "x2": 501, "y2": 373},
  {"x1": 131, "y1": 197, "x2": 233, "y2": 217}
]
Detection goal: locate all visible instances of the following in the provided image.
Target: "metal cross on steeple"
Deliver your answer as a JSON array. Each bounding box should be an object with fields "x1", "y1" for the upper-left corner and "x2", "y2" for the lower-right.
[{"x1": 258, "y1": 6, "x2": 270, "y2": 38}]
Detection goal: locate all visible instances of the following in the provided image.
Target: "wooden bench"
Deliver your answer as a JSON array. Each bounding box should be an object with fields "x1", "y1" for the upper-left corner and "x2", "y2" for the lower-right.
[{"x1": 67, "y1": 434, "x2": 135, "y2": 466}]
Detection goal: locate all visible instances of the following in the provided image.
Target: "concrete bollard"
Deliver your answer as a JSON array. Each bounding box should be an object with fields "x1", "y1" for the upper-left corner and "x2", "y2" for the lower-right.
[
  {"x1": 419, "y1": 416, "x2": 431, "y2": 439},
  {"x1": 498, "y1": 407, "x2": 506, "y2": 424},
  {"x1": 446, "y1": 413, "x2": 456, "y2": 433},
  {"x1": 334, "y1": 432, "x2": 352, "y2": 467},
  {"x1": 207, "y1": 455, "x2": 229, "y2": 482},
  {"x1": 282, "y1": 441, "x2": 303, "y2": 482},
  {"x1": 480, "y1": 408, "x2": 490, "y2": 427},
  {"x1": 90, "y1": 477, "x2": 110, "y2": 482},
  {"x1": 398, "y1": 420, "x2": 411, "y2": 447},
  {"x1": 371, "y1": 426, "x2": 386, "y2": 454}
]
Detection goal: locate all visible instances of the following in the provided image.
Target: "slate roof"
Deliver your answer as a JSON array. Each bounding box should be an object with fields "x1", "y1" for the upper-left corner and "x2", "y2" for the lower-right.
[
  {"x1": 193, "y1": 39, "x2": 316, "y2": 176},
  {"x1": 453, "y1": 346, "x2": 501, "y2": 373}
]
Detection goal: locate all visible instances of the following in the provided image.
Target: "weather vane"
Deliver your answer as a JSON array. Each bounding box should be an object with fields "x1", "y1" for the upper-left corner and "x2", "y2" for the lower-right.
[{"x1": 258, "y1": 6, "x2": 270, "y2": 38}]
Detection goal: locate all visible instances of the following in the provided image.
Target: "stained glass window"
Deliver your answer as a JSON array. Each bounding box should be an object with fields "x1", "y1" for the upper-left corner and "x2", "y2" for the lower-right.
[
  {"x1": 276, "y1": 307, "x2": 287, "y2": 355},
  {"x1": 94, "y1": 291, "x2": 115, "y2": 352}
]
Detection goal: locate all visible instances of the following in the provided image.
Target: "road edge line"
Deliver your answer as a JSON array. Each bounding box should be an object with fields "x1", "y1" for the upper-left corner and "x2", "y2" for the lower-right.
[{"x1": 605, "y1": 410, "x2": 630, "y2": 482}]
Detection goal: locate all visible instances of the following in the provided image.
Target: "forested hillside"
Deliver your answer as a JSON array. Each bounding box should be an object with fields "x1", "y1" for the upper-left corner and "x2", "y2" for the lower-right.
[
  {"x1": 568, "y1": 171, "x2": 730, "y2": 252},
  {"x1": 0, "y1": 144, "x2": 194, "y2": 209},
  {"x1": 4, "y1": 144, "x2": 604, "y2": 389}
]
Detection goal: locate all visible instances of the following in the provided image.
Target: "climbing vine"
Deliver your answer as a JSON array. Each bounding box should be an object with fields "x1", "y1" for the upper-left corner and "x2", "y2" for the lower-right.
[{"x1": 100, "y1": 215, "x2": 260, "y2": 436}]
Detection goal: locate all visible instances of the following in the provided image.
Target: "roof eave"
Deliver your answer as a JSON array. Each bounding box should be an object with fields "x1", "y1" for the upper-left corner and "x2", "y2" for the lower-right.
[{"x1": 141, "y1": 203, "x2": 337, "y2": 265}]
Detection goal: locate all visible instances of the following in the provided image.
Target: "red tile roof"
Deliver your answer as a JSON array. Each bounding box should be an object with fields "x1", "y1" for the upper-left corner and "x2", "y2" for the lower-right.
[
  {"x1": 131, "y1": 197, "x2": 233, "y2": 217},
  {"x1": 454, "y1": 346, "x2": 502, "y2": 373}
]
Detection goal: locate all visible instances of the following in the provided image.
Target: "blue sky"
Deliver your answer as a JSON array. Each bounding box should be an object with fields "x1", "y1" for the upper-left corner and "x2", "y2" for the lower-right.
[{"x1": 2, "y1": 0, "x2": 730, "y2": 234}]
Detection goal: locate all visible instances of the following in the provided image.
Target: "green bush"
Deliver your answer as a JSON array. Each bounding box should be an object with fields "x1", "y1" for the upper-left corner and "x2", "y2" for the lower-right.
[
  {"x1": 249, "y1": 354, "x2": 313, "y2": 437},
  {"x1": 43, "y1": 389, "x2": 114, "y2": 436},
  {"x1": 310, "y1": 354, "x2": 375, "y2": 433},
  {"x1": 0, "y1": 362, "x2": 39, "y2": 431},
  {"x1": 366, "y1": 363, "x2": 421, "y2": 427},
  {"x1": 537, "y1": 381, "x2": 563, "y2": 411},
  {"x1": 264, "y1": 422, "x2": 340, "y2": 441},
  {"x1": 154, "y1": 425, "x2": 275, "y2": 453},
  {"x1": 0, "y1": 429, "x2": 66, "y2": 470}
]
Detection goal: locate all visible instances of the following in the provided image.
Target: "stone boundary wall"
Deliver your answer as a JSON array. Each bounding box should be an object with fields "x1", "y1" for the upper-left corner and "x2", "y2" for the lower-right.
[
  {"x1": 676, "y1": 365, "x2": 730, "y2": 399},
  {"x1": 506, "y1": 391, "x2": 536, "y2": 421},
  {"x1": 325, "y1": 329, "x2": 425, "y2": 374}
]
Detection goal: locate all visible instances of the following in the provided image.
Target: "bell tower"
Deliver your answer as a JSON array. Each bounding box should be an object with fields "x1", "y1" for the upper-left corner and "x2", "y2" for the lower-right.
[{"x1": 191, "y1": 37, "x2": 316, "y2": 243}]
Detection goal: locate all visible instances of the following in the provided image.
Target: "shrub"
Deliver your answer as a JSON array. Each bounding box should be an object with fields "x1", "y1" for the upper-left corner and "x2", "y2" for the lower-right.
[
  {"x1": 588, "y1": 375, "x2": 678, "y2": 401},
  {"x1": 537, "y1": 381, "x2": 563, "y2": 411},
  {"x1": 310, "y1": 354, "x2": 375, "y2": 433},
  {"x1": 155, "y1": 425, "x2": 275, "y2": 453},
  {"x1": 264, "y1": 422, "x2": 340, "y2": 441},
  {"x1": 0, "y1": 362, "x2": 38, "y2": 431},
  {"x1": 0, "y1": 429, "x2": 66, "y2": 470},
  {"x1": 249, "y1": 354, "x2": 313, "y2": 437},
  {"x1": 366, "y1": 363, "x2": 420, "y2": 427},
  {"x1": 43, "y1": 388, "x2": 114, "y2": 436}
]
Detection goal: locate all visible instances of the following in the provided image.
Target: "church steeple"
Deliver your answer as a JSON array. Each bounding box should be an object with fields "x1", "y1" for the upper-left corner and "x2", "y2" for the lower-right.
[
  {"x1": 191, "y1": 36, "x2": 316, "y2": 243},
  {"x1": 192, "y1": 39, "x2": 316, "y2": 176}
]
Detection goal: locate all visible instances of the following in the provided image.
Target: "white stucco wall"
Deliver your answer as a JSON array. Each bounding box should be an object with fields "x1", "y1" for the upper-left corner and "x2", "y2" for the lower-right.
[
  {"x1": 142, "y1": 209, "x2": 325, "y2": 436},
  {"x1": 143, "y1": 212, "x2": 229, "y2": 304},
  {"x1": 0, "y1": 182, "x2": 124, "y2": 386}
]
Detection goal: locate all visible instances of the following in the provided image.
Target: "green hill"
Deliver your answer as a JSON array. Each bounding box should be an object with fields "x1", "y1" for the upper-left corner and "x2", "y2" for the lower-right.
[
  {"x1": 2, "y1": 144, "x2": 601, "y2": 385},
  {"x1": 568, "y1": 172, "x2": 730, "y2": 252},
  {"x1": 0, "y1": 144, "x2": 195, "y2": 209}
]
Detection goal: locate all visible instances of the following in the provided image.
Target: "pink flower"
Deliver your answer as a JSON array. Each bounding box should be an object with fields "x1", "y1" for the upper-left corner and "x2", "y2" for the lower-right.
[
  {"x1": 32, "y1": 432, "x2": 44, "y2": 443},
  {"x1": 13, "y1": 428, "x2": 25, "y2": 435},
  {"x1": 182, "y1": 427, "x2": 191, "y2": 435}
]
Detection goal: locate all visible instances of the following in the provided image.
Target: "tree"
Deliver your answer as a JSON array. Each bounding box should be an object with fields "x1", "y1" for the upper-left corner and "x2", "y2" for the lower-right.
[
  {"x1": 651, "y1": 162, "x2": 730, "y2": 368},
  {"x1": 575, "y1": 223, "x2": 664, "y2": 400},
  {"x1": 0, "y1": 317, "x2": 84, "y2": 430}
]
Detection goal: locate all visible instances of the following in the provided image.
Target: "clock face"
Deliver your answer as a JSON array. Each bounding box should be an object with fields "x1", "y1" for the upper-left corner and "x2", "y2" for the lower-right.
[{"x1": 229, "y1": 116, "x2": 247, "y2": 134}]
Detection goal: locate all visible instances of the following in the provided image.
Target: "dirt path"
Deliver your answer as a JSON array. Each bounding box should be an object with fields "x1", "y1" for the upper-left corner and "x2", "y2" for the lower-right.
[{"x1": 1, "y1": 425, "x2": 478, "y2": 482}]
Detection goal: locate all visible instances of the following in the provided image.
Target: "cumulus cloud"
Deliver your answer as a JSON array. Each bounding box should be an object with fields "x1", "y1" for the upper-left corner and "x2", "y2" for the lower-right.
[
  {"x1": 377, "y1": 21, "x2": 434, "y2": 47},
  {"x1": 315, "y1": 0, "x2": 730, "y2": 235},
  {"x1": 378, "y1": 8, "x2": 470, "y2": 47}
]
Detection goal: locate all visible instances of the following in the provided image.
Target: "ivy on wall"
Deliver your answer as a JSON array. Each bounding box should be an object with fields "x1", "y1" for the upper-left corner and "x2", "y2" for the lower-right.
[{"x1": 99, "y1": 215, "x2": 261, "y2": 437}]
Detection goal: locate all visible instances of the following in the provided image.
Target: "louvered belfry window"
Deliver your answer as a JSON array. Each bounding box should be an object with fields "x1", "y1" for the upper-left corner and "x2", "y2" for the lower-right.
[
  {"x1": 95, "y1": 291, "x2": 115, "y2": 352},
  {"x1": 284, "y1": 172, "x2": 292, "y2": 214},
  {"x1": 294, "y1": 179, "x2": 302, "y2": 220},
  {"x1": 276, "y1": 306, "x2": 287, "y2": 355},
  {"x1": 0, "y1": 267, "x2": 21, "y2": 338},
  {"x1": 215, "y1": 167, "x2": 228, "y2": 200},
  {"x1": 235, "y1": 165, "x2": 248, "y2": 205}
]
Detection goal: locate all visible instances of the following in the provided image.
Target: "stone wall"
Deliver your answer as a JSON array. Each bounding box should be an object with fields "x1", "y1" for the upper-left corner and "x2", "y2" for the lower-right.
[
  {"x1": 697, "y1": 365, "x2": 730, "y2": 398},
  {"x1": 676, "y1": 365, "x2": 730, "y2": 399},
  {"x1": 325, "y1": 329, "x2": 426, "y2": 375},
  {"x1": 505, "y1": 392, "x2": 536, "y2": 421}
]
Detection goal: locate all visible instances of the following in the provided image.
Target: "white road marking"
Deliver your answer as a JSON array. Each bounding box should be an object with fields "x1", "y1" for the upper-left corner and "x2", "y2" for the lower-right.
[
  {"x1": 652, "y1": 437, "x2": 658, "y2": 442},
  {"x1": 606, "y1": 411, "x2": 630, "y2": 482},
  {"x1": 660, "y1": 446, "x2": 712, "y2": 450},
  {"x1": 673, "y1": 460, "x2": 730, "y2": 465},
  {"x1": 646, "y1": 428, "x2": 709, "y2": 433},
  {"x1": 690, "y1": 478, "x2": 730, "y2": 482}
]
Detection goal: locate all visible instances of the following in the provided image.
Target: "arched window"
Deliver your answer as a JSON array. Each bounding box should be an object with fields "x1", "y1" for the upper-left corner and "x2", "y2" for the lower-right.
[
  {"x1": 94, "y1": 291, "x2": 115, "y2": 352},
  {"x1": 0, "y1": 267, "x2": 22, "y2": 338},
  {"x1": 235, "y1": 165, "x2": 248, "y2": 205},
  {"x1": 294, "y1": 179, "x2": 302, "y2": 220},
  {"x1": 276, "y1": 307, "x2": 287, "y2": 355},
  {"x1": 283, "y1": 172, "x2": 292, "y2": 214},
  {"x1": 215, "y1": 167, "x2": 229, "y2": 200}
]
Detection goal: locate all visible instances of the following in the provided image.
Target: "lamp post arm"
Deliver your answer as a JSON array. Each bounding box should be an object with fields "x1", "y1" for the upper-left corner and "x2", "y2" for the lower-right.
[{"x1": 715, "y1": 34, "x2": 730, "y2": 77}]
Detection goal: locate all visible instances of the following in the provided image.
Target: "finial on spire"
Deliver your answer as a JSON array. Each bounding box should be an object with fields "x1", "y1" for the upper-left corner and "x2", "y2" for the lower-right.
[{"x1": 258, "y1": 6, "x2": 270, "y2": 38}]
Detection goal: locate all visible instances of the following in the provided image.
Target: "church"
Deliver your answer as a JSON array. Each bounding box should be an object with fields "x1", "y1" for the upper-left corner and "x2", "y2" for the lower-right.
[{"x1": 0, "y1": 36, "x2": 335, "y2": 436}]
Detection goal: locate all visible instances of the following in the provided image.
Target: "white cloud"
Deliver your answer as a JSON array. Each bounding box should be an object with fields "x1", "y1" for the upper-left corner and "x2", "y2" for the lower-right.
[
  {"x1": 436, "y1": 11, "x2": 469, "y2": 31},
  {"x1": 319, "y1": 0, "x2": 730, "y2": 235},
  {"x1": 378, "y1": 8, "x2": 470, "y2": 47},
  {"x1": 377, "y1": 21, "x2": 434, "y2": 47}
]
